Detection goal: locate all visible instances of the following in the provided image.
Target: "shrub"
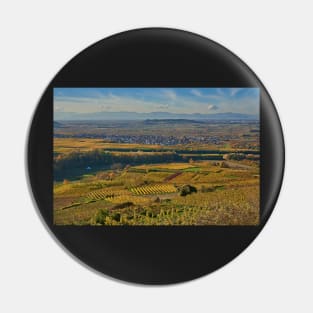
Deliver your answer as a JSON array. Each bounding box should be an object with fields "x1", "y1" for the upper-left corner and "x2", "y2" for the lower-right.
[
  {"x1": 179, "y1": 184, "x2": 197, "y2": 196},
  {"x1": 94, "y1": 209, "x2": 109, "y2": 224},
  {"x1": 225, "y1": 153, "x2": 246, "y2": 161},
  {"x1": 112, "y1": 213, "x2": 121, "y2": 222}
]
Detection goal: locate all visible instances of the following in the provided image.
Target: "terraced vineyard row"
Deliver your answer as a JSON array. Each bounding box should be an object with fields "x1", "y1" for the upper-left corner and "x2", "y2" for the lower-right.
[
  {"x1": 87, "y1": 188, "x2": 131, "y2": 200},
  {"x1": 130, "y1": 184, "x2": 177, "y2": 195}
]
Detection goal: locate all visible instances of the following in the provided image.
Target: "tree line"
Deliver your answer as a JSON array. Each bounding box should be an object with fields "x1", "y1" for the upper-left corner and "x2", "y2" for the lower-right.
[{"x1": 54, "y1": 149, "x2": 182, "y2": 177}]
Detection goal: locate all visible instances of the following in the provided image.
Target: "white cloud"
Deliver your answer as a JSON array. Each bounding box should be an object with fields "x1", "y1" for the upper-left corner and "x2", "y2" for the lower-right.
[
  {"x1": 230, "y1": 88, "x2": 242, "y2": 96},
  {"x1": 216, "y1": 88, "x2": 224, "y2": 96},
  {"x1": 162, "y1": 89, "x2": 177, "y2": 101},
  {"x1": 54, "y1": 88, "x2": 259, "y2": 115},
  {"x1": 208, "y1": 104, "x2": 218, "y2": 110},
  {"x1": 190, "y1": 89, "x2": 221, "y2": 100},
  {"x1": 190, "y1": 89, "x2": 203, "y2": 97}
]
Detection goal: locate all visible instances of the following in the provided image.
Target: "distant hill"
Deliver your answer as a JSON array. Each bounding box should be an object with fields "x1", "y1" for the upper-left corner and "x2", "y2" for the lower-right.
[
  {"x1": 53, "y1": 121, "x2": 63, "y2": 127},
  {"x1": 54, "y1": 111, "x2": 258, "y2": 121},
  {"x1": 143, "y1": 119, "x2": 206, "y2": 124}
]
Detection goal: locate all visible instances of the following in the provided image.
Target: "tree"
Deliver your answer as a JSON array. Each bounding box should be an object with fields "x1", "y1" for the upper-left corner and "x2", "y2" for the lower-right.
[{"x1": 227, "y1": 153, "x2": 246, "y2": 161}]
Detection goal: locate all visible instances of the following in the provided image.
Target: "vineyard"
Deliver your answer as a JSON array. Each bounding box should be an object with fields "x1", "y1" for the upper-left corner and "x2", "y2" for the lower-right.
[
  {"x1": 53, "y1": 133, "x2": 260, "y2": 225},
  {"x1": 87, "y1": 187, "x2": 131, "y2": 200},
  {"x1": 88, "y1": 186, "x2": 259, "y2": 226},
  {"x1": 130, "y1": 184, "x2": 177, "y2": 195}
]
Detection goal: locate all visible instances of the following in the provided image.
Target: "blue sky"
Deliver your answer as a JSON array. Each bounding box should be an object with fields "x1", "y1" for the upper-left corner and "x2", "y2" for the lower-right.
[{"x1": 54, "y1": 88, "x2": 259, "y2": 115}]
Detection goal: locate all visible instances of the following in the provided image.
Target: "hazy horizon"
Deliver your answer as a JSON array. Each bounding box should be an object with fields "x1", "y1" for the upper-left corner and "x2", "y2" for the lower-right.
[{"x1": 54, "y1": 87, "x2": 260, "y2": 120}]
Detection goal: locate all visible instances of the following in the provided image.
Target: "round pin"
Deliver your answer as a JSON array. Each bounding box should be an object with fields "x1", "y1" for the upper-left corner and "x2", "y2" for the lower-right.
[{"x1": 27, "y1": 28, "x2": 284, "y2": 284}]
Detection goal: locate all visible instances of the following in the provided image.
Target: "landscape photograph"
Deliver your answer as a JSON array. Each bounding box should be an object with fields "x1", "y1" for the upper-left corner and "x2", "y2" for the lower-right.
[{"x1": 53, "y1": 87, "x2": 260, "y2": 226}]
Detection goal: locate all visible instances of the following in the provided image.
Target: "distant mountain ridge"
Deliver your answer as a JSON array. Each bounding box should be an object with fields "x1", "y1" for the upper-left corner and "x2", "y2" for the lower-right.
[
  {"x1": 54, "y1": 111, "x2": 258, "y2": 121},
  {"x1": 143, "y1": 119, "x2": 206, "y2": 124},
  {"x1": 53, "y1": 121, "x2": 63, "y2": 127}
]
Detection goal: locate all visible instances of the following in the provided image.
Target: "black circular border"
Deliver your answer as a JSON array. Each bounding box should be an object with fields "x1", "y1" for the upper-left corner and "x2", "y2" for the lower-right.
[{"x1": 27, "y1": 28, "x2": 285, "y2": 285}]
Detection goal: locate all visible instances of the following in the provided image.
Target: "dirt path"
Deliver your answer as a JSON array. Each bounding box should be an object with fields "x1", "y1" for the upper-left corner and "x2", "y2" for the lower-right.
[{"x1": 164, "y1": 171, "x2": 183, "y2": 182}]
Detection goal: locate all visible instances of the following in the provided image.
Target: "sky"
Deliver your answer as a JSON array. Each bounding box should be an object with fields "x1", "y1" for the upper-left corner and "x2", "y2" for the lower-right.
[{"x1": 54, "y1": 88, "x2": 259, "y2": 115}]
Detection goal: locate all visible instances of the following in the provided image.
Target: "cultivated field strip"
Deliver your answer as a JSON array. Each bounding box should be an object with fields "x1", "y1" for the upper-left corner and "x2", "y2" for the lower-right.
[
  {"x1": 130, "y1": 184, "x2": 177, "y2": 195},
  {"x1": 87, "y1": 188, "x2": 131, "y2": 200}
]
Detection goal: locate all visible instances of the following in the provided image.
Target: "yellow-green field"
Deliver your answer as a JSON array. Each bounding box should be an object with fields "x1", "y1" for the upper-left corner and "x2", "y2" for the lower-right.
[
  {"x1": 54, "y1": 138, "x2": 164, "y2": 155},
  {"x1": 54, "y1": 139, "x2": 260, "y2": 226},
  {"x1": 53, "y1": 138, "x2": 254, "y2": 156}
]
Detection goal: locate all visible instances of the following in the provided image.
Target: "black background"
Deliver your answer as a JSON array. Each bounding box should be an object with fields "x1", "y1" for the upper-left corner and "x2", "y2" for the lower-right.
[{"x1": 27, "y1": 28, "x2": 284, "y2": 284}]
